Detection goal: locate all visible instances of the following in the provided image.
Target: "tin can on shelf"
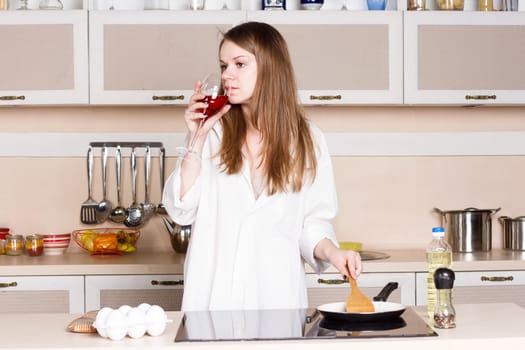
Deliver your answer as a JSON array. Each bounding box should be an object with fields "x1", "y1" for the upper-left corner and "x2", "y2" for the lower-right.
[
  {"x1": 25, "y1": 234, "x2": 44, "y2": 257},
  {"x1": 5, "y1": 234, "x2": 24, "y2": 256}
]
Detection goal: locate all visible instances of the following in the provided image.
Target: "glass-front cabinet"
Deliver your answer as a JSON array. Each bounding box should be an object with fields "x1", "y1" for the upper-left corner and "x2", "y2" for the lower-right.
[
  {"x1": 88, "y1": 10, "x2": 245, "y2": 105},
  {"x1": 404, "y1": 11, "x2": 525, "y2": 105},
  {"x1": 0, "y1": 10, "x2": 88, "y2": 105},
  {"x1": 247, "y1": 11, "x2": 404, "y2": 105}
]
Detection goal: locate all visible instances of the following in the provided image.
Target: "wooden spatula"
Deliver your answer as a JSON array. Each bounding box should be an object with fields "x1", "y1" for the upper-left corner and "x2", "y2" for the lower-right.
[{"x1": 346, "y1": 277, "x2": 375, "y2": 313}]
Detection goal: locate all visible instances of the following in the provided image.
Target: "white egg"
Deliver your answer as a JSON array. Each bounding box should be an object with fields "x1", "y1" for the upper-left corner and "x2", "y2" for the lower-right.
[
  {"x1": 118, "y1": 304, "x2": 132, "y2": 316},
  {"x1": 93, "y1": 307, "x2": 113, "y2": 338},
  {"x1": 126, "y1": 307, "x2": 147, "y2": 339},
  {"x1": 137, "y1": 303, "x2": 151, "y2": 313},
  {"x1": 145, "y1": 305, "x2": 168, "y2": 337},
  {"x1": 105, "y1": 309, "x2": 128, "y2": 341}
]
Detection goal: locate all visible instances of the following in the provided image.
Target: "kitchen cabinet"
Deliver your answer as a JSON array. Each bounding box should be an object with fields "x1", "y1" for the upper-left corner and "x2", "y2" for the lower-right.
[
  {"x1": 85, "y1": 274, "x2": 184, "y2": 311},
  {"x1": 416, "y1": 270, "x2": 525, "y2": 307},
  {"x1": 88, "y1": 10, "x2": 245, "y2": 105},
  {"x1": 0, "y1": 10, "x2": 89, "y2": 106},
  {"x1": 0, "y1": 275, "x2": 84, "y2": 313},
  {"x1": 306, "y1": 272, "x2": 416, "y2": 308},
  {"x1": 404, "y1": 12, "x2": 525, "y2": 105},
  {"x1": 247, "y1": 11, "x2": 404, "y2": 105}
]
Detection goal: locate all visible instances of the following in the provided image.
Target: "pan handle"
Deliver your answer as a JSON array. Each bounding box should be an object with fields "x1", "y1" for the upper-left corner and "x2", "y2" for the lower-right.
[{"x1": 373, "y1": 282, "x2": 398, "y2": 302}]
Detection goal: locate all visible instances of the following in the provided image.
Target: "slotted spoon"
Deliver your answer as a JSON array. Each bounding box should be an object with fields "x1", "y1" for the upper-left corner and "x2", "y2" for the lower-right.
[
  {"x1": 80, "y1": 146, "x2": 98, "y2": 224},
  {"x1": 346, "y1": 277, "x2": 375, "y2": 313}
]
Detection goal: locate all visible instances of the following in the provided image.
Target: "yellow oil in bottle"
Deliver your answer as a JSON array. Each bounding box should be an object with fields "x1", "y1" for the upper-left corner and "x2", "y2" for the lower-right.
[{"x1": 426, "y1": 227, "x2": 452, "y2": 320}]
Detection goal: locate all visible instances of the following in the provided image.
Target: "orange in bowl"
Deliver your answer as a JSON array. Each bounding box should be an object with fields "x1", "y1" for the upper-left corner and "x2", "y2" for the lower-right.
[{"x1": 72, "y1": 228, "x2": 140, "y2": 255}]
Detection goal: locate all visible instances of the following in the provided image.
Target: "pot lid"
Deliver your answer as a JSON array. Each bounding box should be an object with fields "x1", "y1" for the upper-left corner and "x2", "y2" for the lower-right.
[{"x1": 435, "y1": 207, "x2": 501, "y2": 214}]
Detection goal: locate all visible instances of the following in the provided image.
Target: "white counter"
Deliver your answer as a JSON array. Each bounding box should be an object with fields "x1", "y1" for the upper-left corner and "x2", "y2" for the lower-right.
[
  {"x1": 1, "y1": 304, "x2": 524, "y2": 349},
  {"x1": 1, "y1": 249, "x2": 524, "y2": 276}
]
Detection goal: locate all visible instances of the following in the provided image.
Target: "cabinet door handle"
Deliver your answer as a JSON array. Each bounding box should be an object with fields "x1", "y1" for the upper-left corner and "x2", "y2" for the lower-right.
[
  {"x1": 465, "y1": 95, "x2": 496, "y2": 101},
  {"x1": 309, "y1": 95, "x2": 342, "y2": 101},
  {"x1": 0, "y1": 96, "x2": 25, "y2": 101},
  {"x1": 152, "y1": 95, "x2": 185, "y2": 101},
  {"x1": 0, "y1": 282, "x2": 18, "y2": 288},
  {"x1": 480, "y1": 276, "x2": 514, "y2": 282},
  {"x1": 151, "y1": 280, "x2": 184, "y2": 286}
]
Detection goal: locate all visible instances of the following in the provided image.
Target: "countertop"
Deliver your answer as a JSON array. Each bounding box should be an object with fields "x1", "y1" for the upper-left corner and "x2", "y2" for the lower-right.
[
  {"x1": 1, "y1": 249, "x2": 525, "y2": 276},
  {"x1": 1, "y1": 303, "x2": 524, "y2": 349}
]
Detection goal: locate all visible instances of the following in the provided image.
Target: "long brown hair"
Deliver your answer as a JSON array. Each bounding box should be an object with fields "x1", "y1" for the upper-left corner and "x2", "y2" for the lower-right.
[{"x1": 218, "y1": 21, "x2": 317, "y2": 195}]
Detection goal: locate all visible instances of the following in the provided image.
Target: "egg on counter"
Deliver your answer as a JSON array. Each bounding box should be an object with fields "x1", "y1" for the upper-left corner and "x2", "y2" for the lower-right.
[
  {"x1": 93, "y1": 307, "x2": 113, "y2": 338},
  {"x1": 126, "y1": 307, "x2": 147, "y2": 339},
  {"x1": 105, "y1": 309, "x2": 128, "y2": 341},
  {"x1": 145, "y1": 305, "x2": 169, "y2": 337}
]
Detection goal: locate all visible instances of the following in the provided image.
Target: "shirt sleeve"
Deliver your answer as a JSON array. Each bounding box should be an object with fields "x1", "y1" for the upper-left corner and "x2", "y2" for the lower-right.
[
  {"x1": 162, "y1": 157, "x2": 202, "y2": 226},
  {"x1": 299, "y1": 124, "x2": 339, "y2": 274}
]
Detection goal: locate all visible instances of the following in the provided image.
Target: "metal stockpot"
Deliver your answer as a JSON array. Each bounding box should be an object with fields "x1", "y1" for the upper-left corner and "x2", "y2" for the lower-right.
[
  {"x1": 434, "y1": 207, "x2": 500, "y2": 252},
  {"x1": 499, "y1": 216, "x2": 525, "y2": 251}
]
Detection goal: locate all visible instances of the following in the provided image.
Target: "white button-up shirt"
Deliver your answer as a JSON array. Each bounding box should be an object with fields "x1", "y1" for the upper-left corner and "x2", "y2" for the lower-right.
[{"x1": 163, "y1": 122, "x2": 338, "y2": 311}]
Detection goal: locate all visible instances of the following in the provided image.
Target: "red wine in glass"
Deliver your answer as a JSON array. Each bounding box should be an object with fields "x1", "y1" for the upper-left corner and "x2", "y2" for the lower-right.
[{"x1": 197, "y1": 94, "x2": 229, "y2": 118}]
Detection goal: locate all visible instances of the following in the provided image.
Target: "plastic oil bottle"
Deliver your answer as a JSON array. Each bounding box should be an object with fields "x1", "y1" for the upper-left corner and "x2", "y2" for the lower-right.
[{"x1": 426, "y1": 227, "x2": 452, "y2": 319}]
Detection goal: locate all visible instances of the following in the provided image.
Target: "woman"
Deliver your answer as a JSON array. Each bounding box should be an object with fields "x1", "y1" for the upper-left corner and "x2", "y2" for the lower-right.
[{"x1": 163, "y1": 21, "x2": 362, "y2": 311}]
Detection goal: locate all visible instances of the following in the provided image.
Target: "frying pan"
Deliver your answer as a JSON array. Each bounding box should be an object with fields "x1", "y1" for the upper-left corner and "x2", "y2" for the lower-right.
[{"x1": 317, "y1": 282, "x2": 406, "y2": 322}]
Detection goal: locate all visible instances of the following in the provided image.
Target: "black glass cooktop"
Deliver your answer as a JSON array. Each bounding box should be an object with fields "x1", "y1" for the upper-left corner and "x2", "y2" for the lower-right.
[{"x1": 174, "y1": 307, "x2": 437, "y2": 342}]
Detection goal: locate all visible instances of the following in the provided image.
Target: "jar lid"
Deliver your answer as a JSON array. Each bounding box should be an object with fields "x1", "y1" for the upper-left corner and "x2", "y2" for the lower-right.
[
  {"x1": 0, "y1": 233, "x2": 8, "y2": 240},
  {"x1": 6, "y1": 234, "x2": 23, "y2": 239}
]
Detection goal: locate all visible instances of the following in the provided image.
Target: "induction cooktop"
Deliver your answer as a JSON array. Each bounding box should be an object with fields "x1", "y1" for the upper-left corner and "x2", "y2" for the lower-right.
[{"x1": 174, "y1": 307, "x2": 437, "y2": 342}]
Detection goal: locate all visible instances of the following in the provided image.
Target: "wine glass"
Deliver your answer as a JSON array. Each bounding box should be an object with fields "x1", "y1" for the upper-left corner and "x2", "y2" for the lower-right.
[{"x1": 176, "y1": 73, "x2": 229, "y2": 157}]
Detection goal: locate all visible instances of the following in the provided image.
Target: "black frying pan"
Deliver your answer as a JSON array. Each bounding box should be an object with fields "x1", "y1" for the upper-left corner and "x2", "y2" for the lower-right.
[{"x1": 317, "y1": 282, "x2": 407, "y2": 322}]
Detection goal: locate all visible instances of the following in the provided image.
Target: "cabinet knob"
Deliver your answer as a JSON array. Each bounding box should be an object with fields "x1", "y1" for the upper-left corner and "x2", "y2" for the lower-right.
[
  {"x1": 0, "y1": 96, "x2": 25, "y2": 101},
  {"x1": 152, "y1": 95, "x2": 185, "y2": 101},
  {"x1": 480, "y1": 276, "x2": 514, "y2": 282},
  {"x1": 0, "y1": 281, "x2": 18, "y2": 288}
]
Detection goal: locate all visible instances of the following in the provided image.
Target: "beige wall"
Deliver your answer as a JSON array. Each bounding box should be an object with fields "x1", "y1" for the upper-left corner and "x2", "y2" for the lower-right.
[{"x1": 1, "y1": 105, "x2": 525, "y2": 253}]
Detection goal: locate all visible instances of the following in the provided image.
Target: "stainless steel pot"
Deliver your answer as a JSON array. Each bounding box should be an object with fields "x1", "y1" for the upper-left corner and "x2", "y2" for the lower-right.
[
  {"x1": 499, "y1": 216, "x2": 525, "y2": 251},
  {"x1": 434, "y1": 207, "x2": 500, "y2": 252}
]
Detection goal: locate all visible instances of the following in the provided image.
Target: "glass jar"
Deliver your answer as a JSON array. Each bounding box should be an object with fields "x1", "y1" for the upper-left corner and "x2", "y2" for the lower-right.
[
  {"x1": 5, "y1": 234, "x2": 25, "y2": 256},
  {"x1": 478, "y1": 0, "x2": 493, "y2": 10},
  {"x1": 433, "y1": 267, "x2": 456, "y2": 329},
  {"x1": 39, "y1": 0, "x2": 63, "y2": 10},
  {"x1": 0, "y1": 0, "x2": 9, "y2": 10},
  {"x1": 436, "y1": 0, "x2": 464, "y2": 9},
  {"x1": 408, "y1": 0, "x2": 426, "y2": 10},
  {"x1": 0, "y1": 228, "x2": 9, "y2": 255},
  {"x1": 25, "y1": 234, "x2": 44, "y2": 257}
]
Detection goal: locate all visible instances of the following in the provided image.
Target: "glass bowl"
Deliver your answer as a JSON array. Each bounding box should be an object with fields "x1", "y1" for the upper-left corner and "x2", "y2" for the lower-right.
[{"x1": 72, "y1": 228, "x2": 140, "y2": 255}]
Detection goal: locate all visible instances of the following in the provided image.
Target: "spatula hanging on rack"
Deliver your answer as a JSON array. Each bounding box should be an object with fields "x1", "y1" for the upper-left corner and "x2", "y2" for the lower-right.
[
  {"x1": 346, "y1": 277, "x2": 375, "y2": 313},
  {"x1": 80, "y1": 147, "x2": 98, "y2": 224}
]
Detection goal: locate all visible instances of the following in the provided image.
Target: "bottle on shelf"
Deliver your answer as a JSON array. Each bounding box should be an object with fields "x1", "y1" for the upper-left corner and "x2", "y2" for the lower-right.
[
  {"x1": 426, "y1": 227, "x2": 453, "y2": 320},
  {"x1": 433, "y1": 267, "x2": 456, "y2": 329}
]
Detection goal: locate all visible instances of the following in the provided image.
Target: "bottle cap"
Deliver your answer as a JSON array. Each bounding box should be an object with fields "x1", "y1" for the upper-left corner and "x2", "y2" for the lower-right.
[
  {"x1": 434, "y1": 267, "x2": 455, "y2": 289},
  {"x1": 432, "y1": 227, "x2": 445, "y2": 237}
]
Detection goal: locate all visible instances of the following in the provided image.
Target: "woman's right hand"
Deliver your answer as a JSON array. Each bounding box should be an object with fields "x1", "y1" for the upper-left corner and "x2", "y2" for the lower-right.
[{"x1": 184, "y1": 80, "x2": 231, "y2": 152}]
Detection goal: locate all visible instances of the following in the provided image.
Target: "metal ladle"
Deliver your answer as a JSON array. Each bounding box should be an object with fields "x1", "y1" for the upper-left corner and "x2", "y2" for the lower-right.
[
  {"x1": 96, "y1": 146, "x2": 113, "y2": 223},
  {"x1": 124, "y1": 148, "x2": 144, "y2": 227},
  {"x1": 109, "y1": 146, "x2": 126, "y2": 223},
  {"x1": 156, "y1": 147, "x2": 167, "y2": 215},
  {"x1": 141, "y1": 146, "x2": 155, "y2": 220}
]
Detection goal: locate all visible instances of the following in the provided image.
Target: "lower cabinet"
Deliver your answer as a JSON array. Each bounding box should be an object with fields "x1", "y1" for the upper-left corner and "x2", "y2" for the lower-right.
[
  {"x1": 416, "y1": 270, "x2": 525, "y2": 307},
  {"x1": 85, "y1": 275, "x2": 184, "y2": 311},
  {"x1": 0, "y1": 276, "x2": 84, "y2": 313},
  {"x1": 306, "y1": 272, "x2": 416, "y2": 308}
]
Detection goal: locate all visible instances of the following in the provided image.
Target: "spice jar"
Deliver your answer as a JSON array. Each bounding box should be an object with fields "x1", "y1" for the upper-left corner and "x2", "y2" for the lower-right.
[
  {"x1": 478, "y1": 0, "x2": 493, "y2": 10},
  {"x1": 433, "y1": 267, "x2": 456, "y2": 329},
  {"x1": 25, "y1": 234, "x2": 44, "y2": 257},
  {"x1": 5, "y1": 234, "x2": 25, "y2": 256},
  {"x1": 0, "y1": 0, "x2": 9, "y2": 10},
  {"x1": 408, "y1": 0, "x2": 426, "y2": 10},
  {"x1": 0, "y1": 228, "x2": 9, "y2": 255}
]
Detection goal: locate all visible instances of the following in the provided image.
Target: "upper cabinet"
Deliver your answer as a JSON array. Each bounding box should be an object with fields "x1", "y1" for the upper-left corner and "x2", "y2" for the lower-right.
[
  {"x1": 0, "y1": 10, "x2": 88, "y2": 106},
  {"x1": 247, "y1": 11, "x2": 404, "y2": 105},
  {"x1": 88, "y1": 11, "x2": 245, "y2": 105},
  {"x1": 404, "y1": 12, "x2": 525, "y2": 105}
]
